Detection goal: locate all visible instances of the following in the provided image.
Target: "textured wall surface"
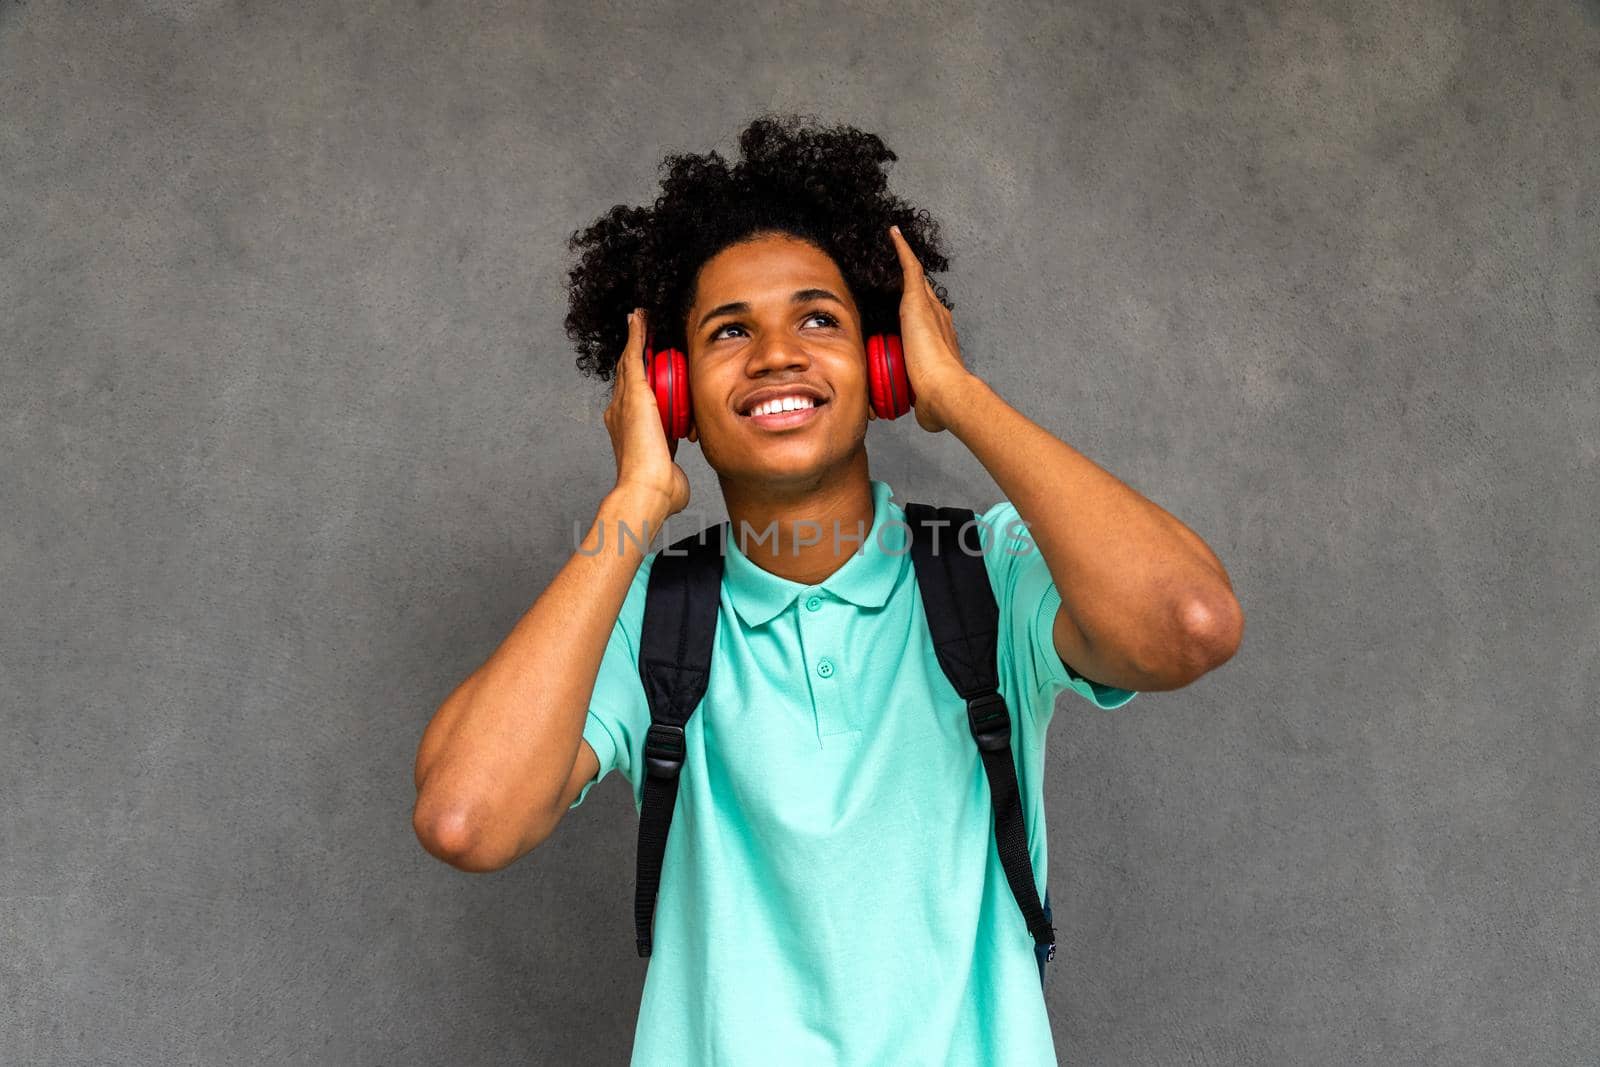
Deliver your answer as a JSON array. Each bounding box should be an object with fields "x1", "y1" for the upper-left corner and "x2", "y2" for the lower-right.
[{"x1": 4, "y1": 1, "x2": 1597, "y2": 1063}]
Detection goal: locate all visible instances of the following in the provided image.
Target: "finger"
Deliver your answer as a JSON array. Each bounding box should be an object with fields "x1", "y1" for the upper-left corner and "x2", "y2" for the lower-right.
[
  {"x1": 920, "y1": 273, "x2": 945, "y2": 324},
  {"x1": 887, "y1": 225, "x2": 925, "y2": 291},
  {"x1": 626, "y1": 307, "x2": 646, "y2": 369},
  {"x1": 616, "y1": 308, "x2": 646, "y2": 392},
  {"x1": 608, "y1": 311, "x2": 643, "y2": 423}
]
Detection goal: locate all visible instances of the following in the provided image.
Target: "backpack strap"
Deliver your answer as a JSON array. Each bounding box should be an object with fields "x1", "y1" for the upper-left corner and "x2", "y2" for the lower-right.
[
  {"x1": 634, "y1": 521, "x2": 728, "y2": 958},
  {"x1": 904, "y1": 502, "x2": 1056, "y2": 961}
]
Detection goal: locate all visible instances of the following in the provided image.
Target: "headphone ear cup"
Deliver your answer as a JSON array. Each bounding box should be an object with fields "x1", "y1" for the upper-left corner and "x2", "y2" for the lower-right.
[
  {"x1": 867, "y1": 333, "x2": 913, "y2": 419},
  {"x1": 866, "y1": 334, "x2": 888, "y2": 417},
  {"x1": 646, "y1": 345, "x2": 691, "y2": 443},
  {"x1": 664, "y1": 347, "x2": 690, "y2": 441}
]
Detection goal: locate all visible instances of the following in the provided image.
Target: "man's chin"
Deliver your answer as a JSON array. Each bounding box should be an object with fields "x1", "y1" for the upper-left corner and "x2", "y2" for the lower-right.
[{"x1": 710, "y1": 449, "x2": 846, "y2": 491}]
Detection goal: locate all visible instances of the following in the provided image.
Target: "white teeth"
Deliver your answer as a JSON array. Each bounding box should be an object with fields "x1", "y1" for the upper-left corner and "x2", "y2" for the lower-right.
[{"x1": 749, "y1": 395, "x2": 816, "y2": 417}]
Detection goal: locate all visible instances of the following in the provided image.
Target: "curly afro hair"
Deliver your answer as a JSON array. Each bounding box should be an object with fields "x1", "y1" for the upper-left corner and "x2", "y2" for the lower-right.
[{"x1": 563, "y1": 112, "x2": 954, "y2": 384}]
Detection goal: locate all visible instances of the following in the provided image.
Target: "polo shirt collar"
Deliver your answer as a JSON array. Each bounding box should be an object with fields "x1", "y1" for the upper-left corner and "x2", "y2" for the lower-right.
[{"x1": 722, "y1": 478, "x2": 908, "y2": 628}]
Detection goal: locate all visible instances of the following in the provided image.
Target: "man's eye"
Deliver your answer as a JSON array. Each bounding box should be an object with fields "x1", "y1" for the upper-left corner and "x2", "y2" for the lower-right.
[{"x1": 709, "y1": 312, "x2": 837, "y2": 341}]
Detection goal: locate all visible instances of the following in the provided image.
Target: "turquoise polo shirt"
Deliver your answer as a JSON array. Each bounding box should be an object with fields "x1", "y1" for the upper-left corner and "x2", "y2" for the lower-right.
[{"x1": 569, "y1": 478, "x2": 1137, "y2": 1065}]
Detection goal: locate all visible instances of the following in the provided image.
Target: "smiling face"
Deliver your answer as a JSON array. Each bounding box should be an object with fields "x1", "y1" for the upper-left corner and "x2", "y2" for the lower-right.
[{"x1": 682, "y1": 232, "x2": 872, "y2": 492}]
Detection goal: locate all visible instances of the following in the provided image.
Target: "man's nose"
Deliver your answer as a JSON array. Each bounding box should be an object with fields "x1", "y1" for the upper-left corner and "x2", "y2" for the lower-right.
[{"x1": 745, "y1": 332, "x2": 811, "y2": 375}]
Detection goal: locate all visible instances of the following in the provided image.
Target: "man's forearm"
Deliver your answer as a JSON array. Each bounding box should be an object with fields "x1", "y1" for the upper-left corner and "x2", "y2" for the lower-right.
[
  {"x1": 937, "y1": 372, "x2": 1237, "y2": 682},
  {"x1": 412, "y1": 485, "x2": 669, "y2": 866}
]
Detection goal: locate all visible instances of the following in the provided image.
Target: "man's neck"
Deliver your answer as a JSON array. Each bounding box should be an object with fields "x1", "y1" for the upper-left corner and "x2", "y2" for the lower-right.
[{"x1": 719, "y1": 460, "x2": 876, "y2": 587}]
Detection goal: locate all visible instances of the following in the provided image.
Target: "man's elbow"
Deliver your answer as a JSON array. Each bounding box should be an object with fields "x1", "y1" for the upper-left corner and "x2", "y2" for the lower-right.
[
  {"x1": 1174, "y1": 591, "x2": 1244, "y2": 681},
  {"x1": 1134, "y1": 592, "x2": 1244, "y2": 689},
  {"x1": 412, "y1": 794, "x2": 550, "y2": 873}
]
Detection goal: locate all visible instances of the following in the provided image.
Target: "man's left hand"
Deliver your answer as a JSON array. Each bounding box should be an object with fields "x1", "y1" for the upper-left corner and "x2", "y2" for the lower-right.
[{"x1": 886, "y1": 224, "x2": 978, "y2": 433}]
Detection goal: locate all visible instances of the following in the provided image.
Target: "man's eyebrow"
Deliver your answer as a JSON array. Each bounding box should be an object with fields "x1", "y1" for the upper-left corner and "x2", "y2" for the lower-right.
[{"x1": 695, "y1": 288, "x2": 846, "y2": 332}]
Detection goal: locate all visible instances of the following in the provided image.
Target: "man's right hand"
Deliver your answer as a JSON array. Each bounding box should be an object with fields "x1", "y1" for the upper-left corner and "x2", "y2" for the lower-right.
[{"x1": 605, "y1": 308, "x2": 690, "y2": 522}]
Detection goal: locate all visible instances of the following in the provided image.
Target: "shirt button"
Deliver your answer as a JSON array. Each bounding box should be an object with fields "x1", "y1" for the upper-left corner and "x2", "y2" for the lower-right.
[
  {"x1": 805, "y1": 595, "x2": 823, "y2": 612},
  {"x1": 816, "y1": 657, "x2": 835, "y2": 679}
]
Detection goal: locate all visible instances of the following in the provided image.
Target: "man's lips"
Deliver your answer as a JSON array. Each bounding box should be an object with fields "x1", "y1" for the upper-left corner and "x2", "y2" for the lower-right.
[{"x1": 740, "y1": 399, "x2": 828, "y2": 431}]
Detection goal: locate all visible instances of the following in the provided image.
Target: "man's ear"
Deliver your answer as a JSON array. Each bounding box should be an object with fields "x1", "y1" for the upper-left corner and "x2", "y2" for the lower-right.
[{"x1": 687, "y1": 420, "x2": 698, "y2": 444}]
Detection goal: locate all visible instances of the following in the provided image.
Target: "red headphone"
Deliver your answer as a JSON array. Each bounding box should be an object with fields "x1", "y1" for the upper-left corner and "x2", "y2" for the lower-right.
[{"x1": 643, "y1": 329, "x2": 914, "y2": 443}]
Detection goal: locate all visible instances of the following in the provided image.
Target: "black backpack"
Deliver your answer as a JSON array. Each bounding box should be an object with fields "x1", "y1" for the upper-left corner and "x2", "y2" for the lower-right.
[{"x1": 631, "y1": 502, "x2": 1057, "y2": 984}]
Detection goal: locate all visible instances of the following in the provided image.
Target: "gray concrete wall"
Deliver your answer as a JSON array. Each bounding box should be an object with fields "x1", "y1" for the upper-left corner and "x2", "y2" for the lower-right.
[{"x1": 4, "y1": 1, "x2": 1596, "y2": 1063}]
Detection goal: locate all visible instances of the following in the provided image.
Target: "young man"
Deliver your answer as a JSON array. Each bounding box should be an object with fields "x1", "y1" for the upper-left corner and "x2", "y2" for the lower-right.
[{"x1": 412, "y1": 115, "x2": 1242, "y2": 1064}]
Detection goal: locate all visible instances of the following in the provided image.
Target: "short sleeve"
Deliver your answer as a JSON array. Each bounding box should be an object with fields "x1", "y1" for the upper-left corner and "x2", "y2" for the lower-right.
[
  {"x1": 567, "y1": 554, "x2": 656, "y2": 810},
  {"x1": 977, "y1": 500, "x2": 1138, "y2": 711}
]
